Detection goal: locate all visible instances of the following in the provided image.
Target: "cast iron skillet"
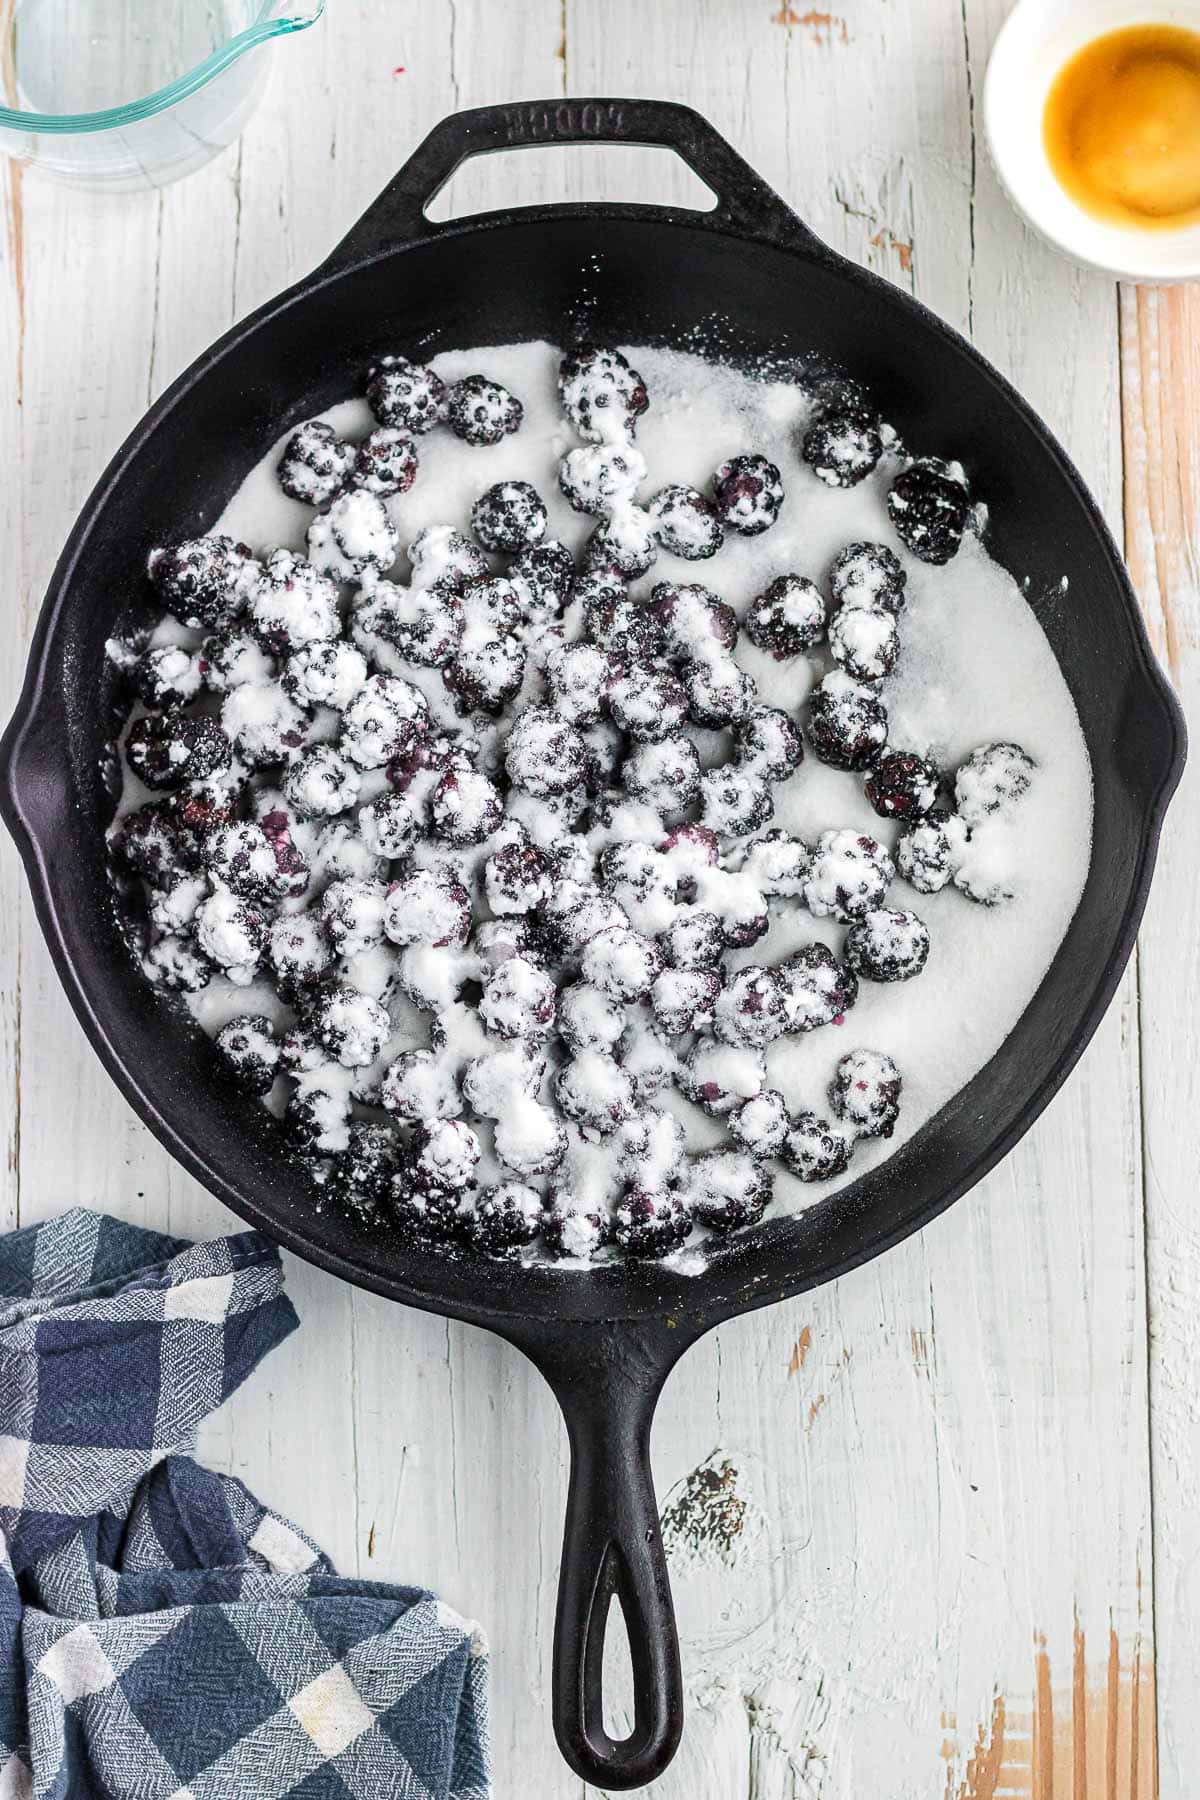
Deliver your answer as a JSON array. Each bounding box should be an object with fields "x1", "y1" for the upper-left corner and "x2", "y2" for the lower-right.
[{"x1": 0, "y1": 98, "x2": 1185, "y2": 1788}]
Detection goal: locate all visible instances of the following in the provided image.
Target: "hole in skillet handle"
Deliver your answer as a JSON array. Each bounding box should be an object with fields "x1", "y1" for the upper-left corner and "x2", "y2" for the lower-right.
[{"x1": 320, "y1": 95, "x2": 826, "y2": 272}]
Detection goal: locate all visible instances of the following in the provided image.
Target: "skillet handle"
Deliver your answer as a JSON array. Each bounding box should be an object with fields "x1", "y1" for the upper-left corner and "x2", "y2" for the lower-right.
[
  {"x1": 506, "y1": 1315, "x2": 694, "y2": 1790},
  {"x1": 323, "y1": 96, "x2": 820, "y2": 270}
]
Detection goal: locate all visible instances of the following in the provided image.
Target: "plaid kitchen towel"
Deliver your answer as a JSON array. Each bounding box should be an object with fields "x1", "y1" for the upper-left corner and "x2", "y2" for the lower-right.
[{"x1": 0, "y1": 1208, "x2": 490, "y2": 1800}]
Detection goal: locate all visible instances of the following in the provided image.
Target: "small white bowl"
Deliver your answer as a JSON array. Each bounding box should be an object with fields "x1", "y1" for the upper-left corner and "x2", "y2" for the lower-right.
[{"x1": 984, "y1": 0, "x2": 1200, "y2": 281}]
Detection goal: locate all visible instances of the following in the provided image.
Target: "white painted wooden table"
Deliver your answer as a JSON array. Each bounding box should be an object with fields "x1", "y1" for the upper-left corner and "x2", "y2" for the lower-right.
[{"x1": 2, "y1": 4, "x2": 1197, "y2": 1794}]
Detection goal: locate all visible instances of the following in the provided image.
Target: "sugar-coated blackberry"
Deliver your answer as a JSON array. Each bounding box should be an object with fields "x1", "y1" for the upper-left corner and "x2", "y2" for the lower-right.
[
  {"x1": 745, "y1": 574, "x2": 826, "y2": 659},
  {"x1": 712, "y1": 453, "x2": 784, "y2": 535},
  {"x1": 556, "y1": 1050, "x2": 636, "y2": 1136},
  {"x1": 480, "y1": 956, "x2": 557, "y2": 1038},
  {"x1": 895, "y1": 809, "x2": 970, "y2": 894},
  {"x1": 175, "y1": 777, "x2": 241, "y2": 847},
  {"x1": 865, "y1": 750, "x2": 941, "y2": 821},
  {"x1": 341, "y1": 674, "x2": 429, "y2": 769},
  {"x1": 658, "y1": 909, "x2": 724, "y2": 970},
  {"x1": 388, "y1": 1172, "x2": 461, "y2": 1242},
  {"x1": 714, "y1": 965, "x2": 788, "y2": 1048},
  {"x1": 954, "y1": 742, "x2": 1035, "y2": 826},
  {"x1": 351, "y1": 427, "x2": 419, "y2": 498},
  {"x1": 650, "y1": 581, "x2": 738, "y2": 659},
  {"x1": 361, "y1": 579, "x2": 463, "y2": 668},
  {"x1": 471, "y1": 917, "x2": 538, "y2": 976},
  {"x1": 471, "y1": 480, "x2": 548, "y2": 553},
  {"x1": 952, "y1": 857, "x2": 1015, "y2": 909},
  {"x1": 366, "y1": 356, "x2": 447, "y2": 434},
  {"x1": 148, "y1": 534, "x2": 258, "y2": 630},
  {"x1": 777, "y1": 943, "x2": 858, "y2": 1030},
  {"x1": 845, "y1": 908, "x2": 931, "y2": 982},
  {"x1": 618, "y1": 1017, "x2": 677, "y2": 1102},
  {"x1": 583, "y1": 588, "x2": 663, "y2": 662},
  {"x1": 307, "y1": 489, "x2": 400, "y2": 581},
  {"x1": 267, "y1": 911, "x2": 330, "y2": 1002},
  {"x1": 648, "y1": 484, "x2": 724, "y2": 560},
  {"x1": 214, "y1": 1015, "x2": 280, "y2": 1095},
  {"x1": 558, "y1": 344, "x2": 649, "y2": 443},
  {"x1": 133, "y1": 645, "x2": 203, "y2": 710},
  {"x1": 650, "y1": 965, "x2": 722, "y2": 1035},
  {"x1": 734, "y1": 706, "x2": 804, "y2": 782},
  {"x1": 505, "y1": 707, "x2": 587, "y2": 798},
  {"x1": 411, "y1": 1118, "x2": 481, "y2": 1192},
  {"x1": 321, "y1": 878, "x2": 389, "y2": 956},
  {"x1": 194, "y1": 887, "x2": 269, "y2": 977},
  {"x1": 277, "y1": 420, "x2": 356, "y2": 505},
  {"x1": 781, "y1": 1111, "x2": 854, "y2": 1182},
  {"x1": 614, "y1": 1187, "x2": 692, "y2": 1258},
  {"x1": 510, "y1": 540, "x2": 575, "y2": 624},
  {"x1": 285, "y1": 1076, "x2": 351, "y2": 1155},
  {"x1": 622, "y1": 735, "x2": 702, "y2": 813},
  {"x1": 283, "y1": 745, "x2": 362, "y2": 817},
  {"x1": 831, "y1": 1047, "x2": 902, "y2": 1138},
  {"x1": 495, "y1": 1094, "x2": 568, "y2": 1178},
  {"x1": 806, "y1": 671, "x2": 888, "y2": 770},
  {"x1": 407, "y1": 524, "x2": 489, "y2": 593},
  {"x1": 484, "y1": 838, "x2": 553, "y2": 915},
  {"x1": 541, "y1": 1199, "x2": 612, "y2": 1260},
  {"x1": 112, "y1": 801, "x2": 195, "y2": 882},
  {"x1": 887, "y1": 458, "x2": 969, "y2": 563},
  {"x1": 557, "y1": 981, "x2": 626, "y2": 1053},
  {"x1": 464, "y1": 1182, "x2": 543, "y2": 1254},
  {"x1": 682, "y1": 653, "x2": 756, "y2": 728},
  {"x1": 126, "y1": 713, "x2": 233, "y2": 792},
  {"x1": 579, "y1": 721, "x2": 623, "y2": 795},
  {"x1": 681, "y1": 1039, "x2": 766, "y2": 1117},
  {"x1": 606, "y1": 668, "x2": 688, "y2": 743},
  {"x1": 741, "y1": 831, "x2": 811, "y2": 898},
  {"x1": 581, "y1": 924, "x2": 662, "y2": 1002},
  {"x1": 357, "y1": 791, "x2": 422, "y2": 860},
  {"x1": 699, "y1": 766, "x2": 774, "y2": 838},
  {"x1": 381, "y1": 1048, "x2": 461, "y2": 1122},
  {"x1": 258, "y1": 804, "x2": 313, "y2": 894},
  {"x1": 598, "y1": 842, "x2": 676, "y2": 935},
  {"x1": 804, "y1": 828, "x2": 894, "y2": 921},
  {"x1": 728, "y1": 1088, "x2": 789, "y2": 1158},
  {"x1": 545, "y1": 642, "x2": 611, "y2": 725},
  {"x1": 309, "y1": 984, "x2": 391, "y2": 1068},
  {"x1": 584, "y1": 507, "x2": 659, "y2": 578},
  {"x1": 689, "y1": 1150, "x2": 773, "y2": 1232},
  {"x1": 829, "y1": 541, "x2": 907, "y2": 612},
  {"x1": 200, "y1": 632, "x2": 275, "y2": 693},
  {"x1": 249, "y1": 548, "x2": 341, "y2": 652},
  {"x1": 445, "y1": 375, "x2": 523, "y2": 445},
  {"x1": 828, "y1": 604, "x2": 900, "y2": 681},
  {"x1": 383, "y1": 868, "x2": 472, "y2": 947},
  {"x1": 325, "y1": 1122, "x2": 401, "y2": 1227},
  {"x1": 143, "y1": 935, "x2": 211, "y2": 992},
  {"x1": 659, "y1": 821, "x2": 720, "y2": 874},
  {"x1": 558, "y1": 443, "x2": 646, "y2": 515},
  {"x1": 205, "y1": 821, "x2": 297, "y2": 901},
  {"x1": 553, "y1": 889, "x2": 629, "y2": 955},
  {"x1": 445, "y1": 634, "x2": 526, "y2": 715},
  {"x1": 312, "y1": 821, "x2": 386, "y2": 889},
  {"x1": 284, "y1": 640, "x2": 369, "y2": 711},
  {"x1": 801, "y1": 406, "x2": 883, "y2": 488}
]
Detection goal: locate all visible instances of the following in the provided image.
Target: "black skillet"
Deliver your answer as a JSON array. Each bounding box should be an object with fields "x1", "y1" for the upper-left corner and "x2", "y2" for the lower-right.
[{"x1": 0, "y1": 99, "x2": 1184, "y2": 1789}]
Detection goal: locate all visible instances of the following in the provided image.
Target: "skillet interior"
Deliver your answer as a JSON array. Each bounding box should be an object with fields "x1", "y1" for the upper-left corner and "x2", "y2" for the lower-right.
[{"x1": 3, "y1": 210, "x2": 1182, "y2": 1332}]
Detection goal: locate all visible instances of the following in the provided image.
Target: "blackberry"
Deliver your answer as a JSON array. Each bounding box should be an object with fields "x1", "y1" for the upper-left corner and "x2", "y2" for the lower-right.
[
  {"x1": 711, "y1": 453, "x2": 784, "y2": 535},
  {"x1": 831, "y1": 1047, "x2": 902, "y2": 1138},
  {"x1": 582, "y1": 588, "x2": 663, "y2": 662},
  {"x1": 175, "y1": 778, "x2": 241, "y2": 847},
  {"x1": 777, "y1": 943, "x2": 858, "y2": 1030},
  {"x1": 445, "y1": 375, "x2": 523, "y2": 445},
  {"x1": 255, "y1": 804, "x2": 311, "y2": 895},
  {"x1": 204, "y1": 821, "x2": 295, "y2": 901},
  {"x1": 148, "y1": 534, "x2": 258, "y2": 630},
  {"x1": 462, "y1": 1041, "x2": 547, "y2": 1118},
  {"x1": 472, "y1": 916, "x2": 540, "y2": 974},
  {"x1": 845, "y1": 908, "x2": 931, "y2": 982},
  {"x1": 200, "y1": 632, "x2": 275, "y2": 692},
  {"x1": 614, "y1": 1188, "x2": 692, "y2": 1258},
  {"x1": 505, "y1": 708, "x2": 587, "y2": 798},
  {"x1": 895, "y1": 809, "x2": 970, "y2": 894},
  {"x1": 479, "y1": 957, "x2": 557, "y2": 1038},
  {"x1": 828, "y1": 541, "x2": 907, "y2": 613},
  {"x1": 313, "y1": 822, "x2": 386, "y2": 888},
  {"x1": 605, "y1": 668, "x2": 689, "y2": 743},
  {"x1": 650, "y1": 581, "x2": 738, "y2": 659},
  {"x1": 194, "y1": 887, "x2": 268, "y2": 977},
  {"x1": 545, "y1": 642, "x2": 612, "y2": 725},
  {"x1": 953, "y1": 858, "x2": 1015, "y2": 909},
  {"x1": 351, "y1": 427, "x2": 419, "y2": 498},
  {"x1": 741, "y1": 830, "x2": 812, "y2": 898},
  {"x1": 143, "y1": 935, "x2": 211, "y2": 992},
  {"x1": 464, "y1": 1182, "x2": 543, "y2": 1254},
  {"x1": 445, "y1": 635, "x2": 526, "y2": 715},
  {"x1": 554, "y1": 890, "x2": 629, "y2": 954},
  {"x1": 510, "y1": 540, "x2": 575, "y2": 624},
  {"x1": 581, "y1": 924, "x2": 662, "y2": 1002},
  {"x1": 865, "y1": 750, "x2": 941, "y2": 821},
  {"x1": 541, "y1": 1199, "x2": 612, "y2": 1261},
  {"x1": 557, "y1": 981, "x2": 627, "y2": 1053},
  {"x1": 689, "y1": 1150, "x2": 773, "y2": 1232},
  {"x1": 650, "y1": 965, "x2": 722, "y2": 1035},
  {"x1": 267, "y1": 911, "x2": 330, "y2": 1002},
  {"x1": 887, "y1": 458, "x2": 970, "y2": 564},
  {"x1": 285, "y1": 1077, "x2": 351, "y2": 1155},
  {"x1": 806, "y1": 671, "x2": 888, "y2": 770},
  {"x1": 494, "y1": 1097, "x2": 568, "y2": 1178},
  {"x1": 283, "y1": 745, "x2": 361, "y2": 817},
  {"x1": 471, "y1": 480, "x2": 548, "y2": 553},
  {"x1": 682, "y1": 653, "x2": 756, "y2": 728},
  {"x1": 307, "y1": 489, "x2": 399, "y2": 581},
  {"x1": 133, "y1": 645, "x2": 203, "y2": 710},
  {"x1": 801, "y1": 405, "x2": 883, "y2": 488},
  {"x1": 485, "y1": 839, "x2": 553, "y2": 915},
  {"x1": 558, "y1": 344, "x2": 649, "y2": 443},
  {"x1": 659, "y1": 821, "x2": 720, "y2": 874},
  {"x1": 728, "y1": 1088, "x2": 789, "y2": 1158},
  {"x1": 213, "y1": 1016, "x2": 280, "y2": 1095},
  {"x1": 658, "y1": 909, "x2": 724, "y2": 970},
  {"x1": 734, "y1": 706, "x2": 804, "y2": 782},
  {"x1": 284, "y1": 640, "x2": 369, "y2": 711},
  {"x1": 647, "y1": 484, "x2": 724, "y2": 560},
  {"x1": 112, "y1": 801, "x2": 195, "y2": 883},
  {"x1": 381, "y1": 1048, "x2": 461, "y2": 1122},
  {"x1": 699, "y1": 766, "x2": 773, "y2": 838},
  {"x1": 389, "y1": 1174, "x2": 461, "y2": 1243},
  {"x1": 462, "y1": 577, "x2": 524, "y2": 639},
  {"x1": 249, "y1": 549, "x2": 340, "y2": 652},
  {"x1": 558, "y1": 443, "x2": 645, "y2": 515},
  {"x1": 126, "y1": 713, "x2": 232, "y2": 792},
  {"x1": 366, "y1": 356, "x2": 447, "y2": 434},
  {"x1": 598, "y1": 841, "x2": 676, "y2": 935},
  {"x1": 357, "y1": 791, "x2": 422, "y2": 860},
  {"x1": 781, "y1": 1111, "x2": 854, "y2": 1182},
  {"x1": 321, "y1": 878, "x2": 389, "y2": 956},
  {"x1": 681, "y1": 1040, "x2": 766, "y2": 1117},
  {"x1": 412, "y1": 1118, "x2": 482, "y2": 1191},
  {"x1": 622, "y1": 735, "x2": 702, "y2": 813},
  {"x1": 804, "y1": 828, "x2": 894, "y2": 921},
  {"x1": 362, "y1": 580, "x2": 463, "y2": 669},
  {"x1": 148, "y1": 874, "x2": 208, "y2": 939},
  {"x1": 714, "y1": 965, "x2": 788, "y2": 1048},
  {"x1": 383, "y1": 869, "x2": 472, "y2": 947},
  {"x1": 584, "y1": 508, "x2": 658, "y2": 578},
  {"x1": 618, "y1": 1017, "x2": 677, "y2": 1102},
  {"x1": 828, "y1": 604, "x2": 900, "y2": 681},
  {"x1": 954, "y1": 742, "x2": 1035, "y2": 826},
  {"x1": 621, "y1": 1109, "x2": 686, "y2": 1190},
  {"x1": 341, "y1": 674, "x2": 429, "y2": 769},
  {"x1": 407, "y1": 524, "x2": 489, "y2": 593},
  {"x1": 744, "y1": 574, "x2": 826, "y2": 658},
  {"x1": 325, "y1": 1122, "x2": 401, "y2": 1227},
  {"x1": 579, "y1": 720, "x2": 623, "y2": 794},
  {"x1": 310, "y1": 984, "x2": 391, "y2": 1068},
  {"x1": 277, "y1": 420, "x2": 356, "y2": 505},
  {"x1": 555, "y1": 1050, "x2": 636, "y2": 1136}
]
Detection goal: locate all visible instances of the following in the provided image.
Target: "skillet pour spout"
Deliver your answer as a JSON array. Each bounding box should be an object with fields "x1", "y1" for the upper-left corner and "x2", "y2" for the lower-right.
[{"x1": 0, "y1": 98, "x2": 1184, "y2": 1788}]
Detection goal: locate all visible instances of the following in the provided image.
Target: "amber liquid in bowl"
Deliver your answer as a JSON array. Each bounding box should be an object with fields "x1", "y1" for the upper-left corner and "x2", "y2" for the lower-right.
[{"x1": 1044, "y1": 23, "x2": 1200, "y2": 229}]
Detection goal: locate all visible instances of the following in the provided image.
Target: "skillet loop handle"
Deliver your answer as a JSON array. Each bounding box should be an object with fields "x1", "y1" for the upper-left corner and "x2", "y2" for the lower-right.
[{"x1": 323, "y1": 96, "x2": 819, "y2": 270}]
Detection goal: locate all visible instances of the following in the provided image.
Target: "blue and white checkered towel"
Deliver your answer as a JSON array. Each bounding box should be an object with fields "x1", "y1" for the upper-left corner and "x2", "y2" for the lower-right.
[{"x1": 0, "y1": 1208, "x2": 490, "y2": 1799}]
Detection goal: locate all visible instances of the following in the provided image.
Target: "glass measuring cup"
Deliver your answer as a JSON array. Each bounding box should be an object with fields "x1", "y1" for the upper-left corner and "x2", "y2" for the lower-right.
[{"x1": 0, "y1": 0, "x2": 324, "y2": 190}]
